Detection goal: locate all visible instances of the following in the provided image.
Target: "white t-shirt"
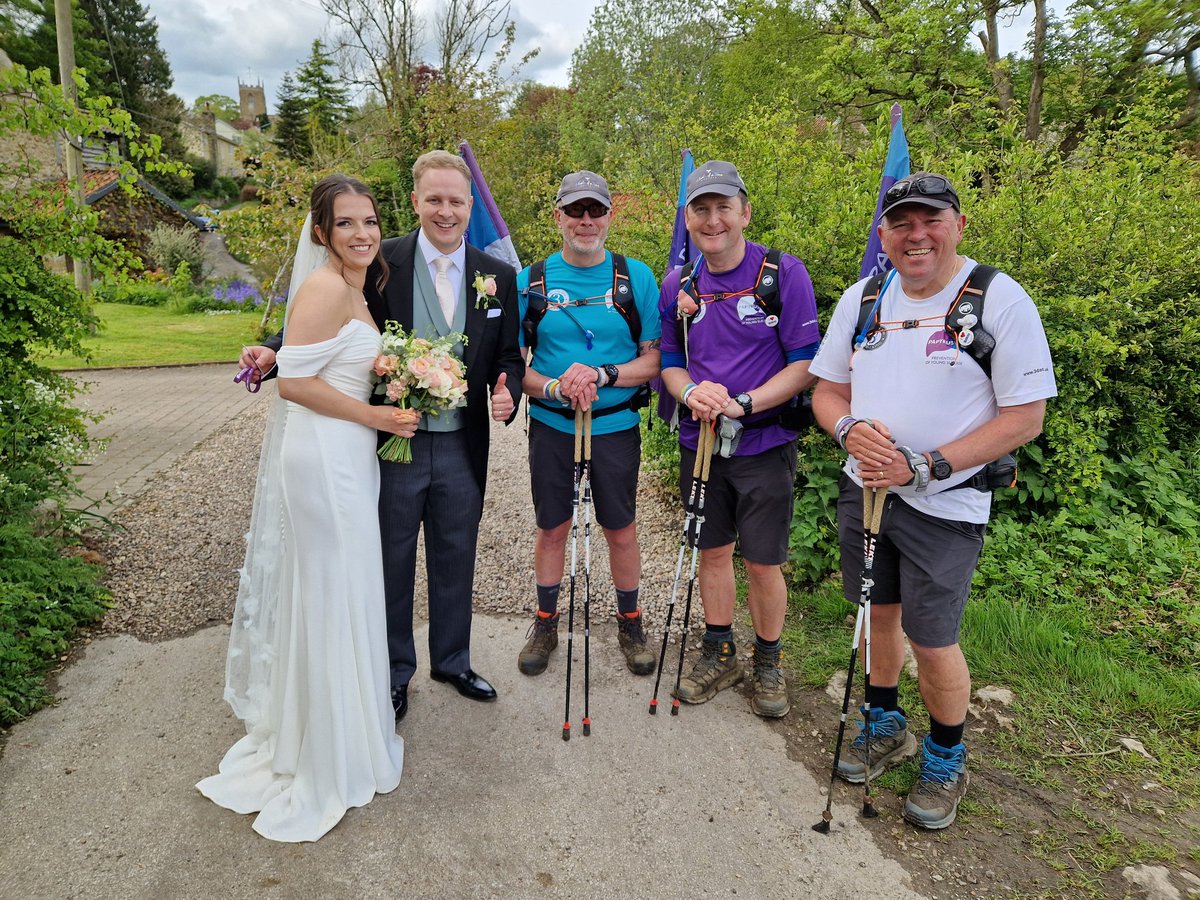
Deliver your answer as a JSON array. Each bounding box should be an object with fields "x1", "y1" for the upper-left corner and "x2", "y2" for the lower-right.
[{"x1": 810, "y1": 257, "x2": 1057, "y2": 523}]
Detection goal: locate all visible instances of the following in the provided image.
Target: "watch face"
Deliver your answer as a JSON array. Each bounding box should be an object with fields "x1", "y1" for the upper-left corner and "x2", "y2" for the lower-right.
[{"x1": 934, "y1": 461, "x2": 952, "y2": 479}]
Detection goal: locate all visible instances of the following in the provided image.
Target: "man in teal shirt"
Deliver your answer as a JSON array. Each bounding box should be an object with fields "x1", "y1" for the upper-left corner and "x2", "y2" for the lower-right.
[{"x1": 515, "y1": 170, "x2": 662, "y2": 677}]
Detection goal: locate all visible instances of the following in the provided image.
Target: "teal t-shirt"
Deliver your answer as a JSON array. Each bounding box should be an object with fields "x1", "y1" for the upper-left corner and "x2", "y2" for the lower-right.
[{"x1": 517, "y1": 251, "x2": 661, "y2": 435}]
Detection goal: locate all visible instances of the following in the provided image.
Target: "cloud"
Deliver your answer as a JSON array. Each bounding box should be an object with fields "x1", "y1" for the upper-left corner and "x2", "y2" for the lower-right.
[
  {"x1": 149, "y1": 0, "x2": 328, "y2": 106},
  {"x1": 148, "y1": 0, "x2": 595, "y2": 107}
]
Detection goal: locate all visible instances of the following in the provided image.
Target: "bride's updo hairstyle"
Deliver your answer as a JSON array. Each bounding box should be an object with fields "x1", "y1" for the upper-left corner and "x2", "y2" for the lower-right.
[{"x1": 309, "y1": 174, "x2": 390, "y2": 293}]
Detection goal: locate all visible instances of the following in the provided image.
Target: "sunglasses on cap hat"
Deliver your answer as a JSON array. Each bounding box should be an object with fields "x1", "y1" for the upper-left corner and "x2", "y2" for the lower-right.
[
  {"x1": 560, "y1": 201, "x2": 610, "y2": 219},
  {"x1": 882, "y1": 175, "x2": 960, "y2": 210}
]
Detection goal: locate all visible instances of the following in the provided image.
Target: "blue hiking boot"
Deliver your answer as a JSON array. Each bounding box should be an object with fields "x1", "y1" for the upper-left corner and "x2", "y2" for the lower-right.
[
  {"x1": 836, "y1": 706, "x2": 918, "y2": 784},
  {"x1": 903, "y1": 735, "x2": 969, "y2": 830}
]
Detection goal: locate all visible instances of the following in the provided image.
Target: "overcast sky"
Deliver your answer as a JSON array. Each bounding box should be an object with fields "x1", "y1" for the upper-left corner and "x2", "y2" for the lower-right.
[
  {"x1": 146, "y1": 0, "x2": 1041, "y2": 112},
  {"x1": 146, "y1": 0, "x2": 591, "y2": 109}
]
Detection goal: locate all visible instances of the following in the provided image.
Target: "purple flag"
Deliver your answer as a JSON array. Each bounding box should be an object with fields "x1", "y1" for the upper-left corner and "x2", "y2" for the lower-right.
[
  {"x1": 667, "y1": 148, "x2": 696, "y2": 275},
  {"x1": 459, "y1": 141, "x2": 521, "y2": 273},
  {"x1": 859, "y1": 104, "x2": 911, "y2": 280}
]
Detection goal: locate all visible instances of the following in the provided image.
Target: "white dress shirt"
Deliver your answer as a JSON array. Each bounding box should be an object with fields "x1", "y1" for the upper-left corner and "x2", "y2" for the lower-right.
[{"x1": 416, "y1": 229, "x2": 467, "y2": 310}]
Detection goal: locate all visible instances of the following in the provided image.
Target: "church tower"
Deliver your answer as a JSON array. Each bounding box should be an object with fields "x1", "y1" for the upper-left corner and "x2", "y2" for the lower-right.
[{"x1": 239, "y1": 80, "x2": 267, "y2": 124}]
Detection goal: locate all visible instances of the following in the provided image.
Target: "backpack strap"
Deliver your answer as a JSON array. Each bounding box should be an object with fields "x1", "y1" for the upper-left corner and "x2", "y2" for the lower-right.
[
  {"x1": 522, "y1": 258, "x2": 549, "y2": 351},
  {"x1": 853, "y1": 271, "x2": 889, "y2": 350},
  {"x1": 609, "y1": 252, "x2": 640, "y2": 346},
  {"x1": 945, "y1": 264, "x2": 999, "y2": 378},
  {"x1": 753, "y1": 248, "x2": 783, "y2": 318},
  {"x1": 852, "y1": 264, "x2": 1002, "y2": 378},
  {"x1": 525, "y1": 254, "x2": 642, "y2": 353}
]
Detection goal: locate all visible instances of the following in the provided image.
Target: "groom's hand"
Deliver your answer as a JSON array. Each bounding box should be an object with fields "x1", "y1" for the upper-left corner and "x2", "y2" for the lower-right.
[{"x1": 490, "y1": 372, "x2": 514, "y2": 421}]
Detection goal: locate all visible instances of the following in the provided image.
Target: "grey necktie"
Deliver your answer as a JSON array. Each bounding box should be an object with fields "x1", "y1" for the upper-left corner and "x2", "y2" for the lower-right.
[{"x1": 433, "y1": 256, "x2": 455, "y2": 324}]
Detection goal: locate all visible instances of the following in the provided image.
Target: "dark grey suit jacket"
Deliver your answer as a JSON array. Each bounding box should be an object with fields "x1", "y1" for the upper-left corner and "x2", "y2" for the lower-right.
[{"x1": 366, "y1": 231, "x2": 523, "y2": 494}]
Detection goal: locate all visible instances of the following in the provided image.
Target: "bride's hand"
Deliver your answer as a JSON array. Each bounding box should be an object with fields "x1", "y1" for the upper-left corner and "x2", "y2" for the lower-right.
[{"x1": 373, "y1": 406, "x2": 420, "y2": 437}]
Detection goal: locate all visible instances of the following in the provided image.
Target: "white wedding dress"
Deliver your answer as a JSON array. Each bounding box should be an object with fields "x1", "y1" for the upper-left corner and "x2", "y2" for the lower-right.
[{"x1": 198, "y1": 318, "x2": 403, "y2": 842}]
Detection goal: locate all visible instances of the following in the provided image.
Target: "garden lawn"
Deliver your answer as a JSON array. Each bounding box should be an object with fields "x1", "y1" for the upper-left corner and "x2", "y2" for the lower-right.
[{"x1": 40, "y1": 303, "x2": 263, "y2": 369}]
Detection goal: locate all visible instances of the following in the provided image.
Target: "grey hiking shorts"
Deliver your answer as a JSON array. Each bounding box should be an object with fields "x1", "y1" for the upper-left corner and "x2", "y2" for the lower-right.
[{"x1": 837, "y1": 474, "x2": 986, "y2": 649}]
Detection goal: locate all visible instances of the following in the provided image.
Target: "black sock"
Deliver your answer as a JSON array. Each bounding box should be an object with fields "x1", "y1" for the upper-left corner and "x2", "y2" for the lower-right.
[
  {"x1": 536, "y1": 582, "x2": 561, "y2": 616},
  {"x1": 929, "y1": 715, "x2": 965, "y2": 749},
  {"x1": 705, "y1": 623, "x2": 733, "y2": 650},
  {"x1": 754, "y1": 634, "x2": 781, "y2": 654},
  {"x1": 866, "y1": 684, "x2": 900, "y2": 713},
  {"x1": 615, "y1": 587, "x2": 639, "y2": 616}
]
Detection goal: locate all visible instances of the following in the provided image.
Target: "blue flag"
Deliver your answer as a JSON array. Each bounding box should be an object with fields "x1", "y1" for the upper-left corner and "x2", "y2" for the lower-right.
[
  {"x1": 859, "y1": 105, "x2": 911, "y2": 280},
  {"x1": 666, "y1": 149, "x2": 696, "y2": 274},
  {"x1": 459, "y1": 141, "x2": 521, "y2": 273}
]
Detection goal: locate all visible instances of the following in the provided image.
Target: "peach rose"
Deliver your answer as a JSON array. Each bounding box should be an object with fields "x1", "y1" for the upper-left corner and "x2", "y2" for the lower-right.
[
  {"x1": 483, "y1": 277, "x2": 497, "y2": 296},
  {"x1": 373, "y1": 354, "x2": 399, "y2": 377},
  {"x1": 407, "y1": 356, "x2": 432, "y2": 379}
]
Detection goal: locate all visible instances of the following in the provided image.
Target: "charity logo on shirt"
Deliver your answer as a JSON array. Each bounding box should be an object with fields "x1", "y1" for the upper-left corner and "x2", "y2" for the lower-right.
[
  {"x1": 737, "y1": 295, "x2": 765, "y2": 324},
  {"x1": 925, "y1": 329, "x2": 956, "y2": 363}
]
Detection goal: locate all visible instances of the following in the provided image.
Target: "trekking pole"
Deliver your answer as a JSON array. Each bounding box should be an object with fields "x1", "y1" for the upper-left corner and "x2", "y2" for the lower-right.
[
  {"x1": 581, "y1": 408, "x2": 593, "y2": 737},
  {"x1": 562, "y1": 405, "x2": 584, "y2": 742},
  {"x1": 670, "y1": 421, "x2": 715, "y2": 715},
  {"x1": 648, "y1": 417, "x2": 709, "y2": 714},
  {"x1": 813, "y1": 484, "x2": 887, "y2": 833},
  {"x1": 859, "y1": 486, "x2": 884, "y2": 819}
]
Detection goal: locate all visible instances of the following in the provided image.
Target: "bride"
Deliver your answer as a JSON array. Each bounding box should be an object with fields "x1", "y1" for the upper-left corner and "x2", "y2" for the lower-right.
[{"x1": 198, "y1": 175, "x2": 416, "y2": 842}]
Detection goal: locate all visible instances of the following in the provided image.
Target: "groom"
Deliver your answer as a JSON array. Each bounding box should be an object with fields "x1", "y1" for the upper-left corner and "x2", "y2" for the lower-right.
[
  {"x1": 244, "y1": 151, "x2": 523, "y2": 720},
  {"x1": 372, "y1": 150, "x2": 523, "y2": 719}
]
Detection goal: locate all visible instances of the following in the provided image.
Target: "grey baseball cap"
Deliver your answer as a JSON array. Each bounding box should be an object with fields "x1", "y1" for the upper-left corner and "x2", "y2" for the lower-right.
[
  {"x1": 556, "y1": 170, "x2": 611, "y2": 207},
  {"x1": 685, "y1": 160, "x2": 747, "y2": 205}
]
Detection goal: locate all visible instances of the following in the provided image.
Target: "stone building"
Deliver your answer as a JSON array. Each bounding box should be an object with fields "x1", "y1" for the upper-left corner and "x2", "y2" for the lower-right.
[{"x1": 181, "y1": 111, "x2": 242, "y2": 178}]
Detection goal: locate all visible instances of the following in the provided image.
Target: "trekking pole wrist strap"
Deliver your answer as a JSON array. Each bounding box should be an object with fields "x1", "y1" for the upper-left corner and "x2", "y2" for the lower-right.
[{"x1": 897, "y1": 445, "x2": 930, "y2": 492}]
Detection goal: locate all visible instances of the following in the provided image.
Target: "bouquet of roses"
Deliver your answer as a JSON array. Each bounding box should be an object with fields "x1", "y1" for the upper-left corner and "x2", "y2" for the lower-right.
[{"x1": 371, "y1": 321, "x2": 468, "y2": 463}]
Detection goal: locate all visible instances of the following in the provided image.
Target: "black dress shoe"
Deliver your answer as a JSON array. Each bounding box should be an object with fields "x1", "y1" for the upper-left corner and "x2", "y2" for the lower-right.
[
  {"x1": 430, "y1": 669, "x2": 497, "y2": 702},
  {"x1": 391, "y1": 684, "x2": 408, "y2": 721}
]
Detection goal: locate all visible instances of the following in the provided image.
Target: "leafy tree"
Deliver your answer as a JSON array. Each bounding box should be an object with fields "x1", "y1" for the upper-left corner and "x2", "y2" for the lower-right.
[
  {"x1": 76, "y1": 0, "x2": 185, "y2": 157},
  {"x1": 0, "y1": 0, "x2": 110, "y2": 81},
  {"x1": 0, "y1": 62, "x2": 182, "y2": 722},
  {"x1": 190, "y1": 93, "x2": 238, "y2": 122}
]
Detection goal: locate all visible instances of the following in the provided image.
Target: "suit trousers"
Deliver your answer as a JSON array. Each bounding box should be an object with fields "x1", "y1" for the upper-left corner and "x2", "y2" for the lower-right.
[{"x1": 379, "y1": 429, "x2": 483, "y2": 686}]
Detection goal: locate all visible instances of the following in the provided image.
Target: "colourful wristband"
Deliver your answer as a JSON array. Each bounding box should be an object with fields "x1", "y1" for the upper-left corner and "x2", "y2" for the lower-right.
[{"x1": 680, "y1": 382, "x2": 698, "y2": 405}]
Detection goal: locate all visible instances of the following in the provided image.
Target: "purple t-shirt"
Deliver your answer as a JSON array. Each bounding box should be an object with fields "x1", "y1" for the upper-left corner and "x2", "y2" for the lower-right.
[{"x1": 659, "y1": 241, "x2": 820, "y2": 455}]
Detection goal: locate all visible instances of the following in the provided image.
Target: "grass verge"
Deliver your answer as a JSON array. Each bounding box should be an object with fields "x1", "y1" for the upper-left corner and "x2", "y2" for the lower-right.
[{"x1": 39, "y1": 303, "x2": 263, "y2": 369}]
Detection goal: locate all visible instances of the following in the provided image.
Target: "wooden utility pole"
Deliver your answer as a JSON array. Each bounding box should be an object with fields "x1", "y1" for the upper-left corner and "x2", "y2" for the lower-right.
[{"x1": 53, "y1": 0, "x2": 92, "y2": 295}]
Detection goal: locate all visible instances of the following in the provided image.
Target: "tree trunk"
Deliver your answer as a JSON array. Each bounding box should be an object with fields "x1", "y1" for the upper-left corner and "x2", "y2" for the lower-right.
[
  {"x1": 978, "y1": 0, "x2": 1014, "y2": 115},
  {"x1": 1024, "y1": 0, "x2": 1047, "y2": 140}
]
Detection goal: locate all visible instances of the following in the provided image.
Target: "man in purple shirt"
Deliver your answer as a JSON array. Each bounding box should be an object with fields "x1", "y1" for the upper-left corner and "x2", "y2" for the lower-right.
[{"x1": 658, "y1": 161, "x2": 821, "y2": 717}]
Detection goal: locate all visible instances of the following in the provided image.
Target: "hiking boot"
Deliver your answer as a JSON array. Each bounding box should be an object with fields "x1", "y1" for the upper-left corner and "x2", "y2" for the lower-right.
[
  {"x1": 517, "y1": 613, "x2": 559, "y2": 676},
  {"x1": 673, "y1": 639, "x2": 741, "y2": 704},
  {"x1": 749, "y1": 645, "x2": 790, "y2": 718},
  {"x1": 836, "y1": 706, "x2": 918, "y2": 784},
  {"x1": 616, "y1": 612, "x2": 656, "y2": 676},
  {"x1": 903, "y1": 735, "x2": 969, "y2": 830}
]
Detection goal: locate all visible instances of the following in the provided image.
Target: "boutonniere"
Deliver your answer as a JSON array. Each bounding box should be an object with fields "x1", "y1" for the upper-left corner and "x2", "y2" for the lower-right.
[{"x1": 473, "y1": 272, "x2": 498, "y2": 309}]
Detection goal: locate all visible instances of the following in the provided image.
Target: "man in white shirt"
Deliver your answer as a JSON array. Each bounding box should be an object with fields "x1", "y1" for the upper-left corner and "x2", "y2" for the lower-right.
[{"x1": 809, "y1": 172, "x2": 1057, "y2": 829}]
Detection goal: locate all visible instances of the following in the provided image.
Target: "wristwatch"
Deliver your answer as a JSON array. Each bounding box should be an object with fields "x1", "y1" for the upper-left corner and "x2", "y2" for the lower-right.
[
  {"x1": 734, "y1": 392, "x2": 753, "y2": 416},
  {"x1": 602, "y1": 363, "x2": 620, "y2": 386},
  {"x1": 929, "y1": 449, "x2": 953, "y2": 481}
]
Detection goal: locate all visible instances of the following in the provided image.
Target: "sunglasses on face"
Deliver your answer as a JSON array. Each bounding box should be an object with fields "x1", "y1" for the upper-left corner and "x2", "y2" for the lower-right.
[
  {"x1": 560, "y1": 202, "x2": 610, "y2": 219},
  {"x1": 884, "y1": 175, "x2": 959, "y2": 208}
]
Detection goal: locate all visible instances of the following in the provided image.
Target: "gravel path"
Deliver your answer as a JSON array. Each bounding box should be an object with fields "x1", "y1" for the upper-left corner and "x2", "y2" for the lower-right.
[{"x1": 98, "y1": 392, "x2": 691, "y2": 641}]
